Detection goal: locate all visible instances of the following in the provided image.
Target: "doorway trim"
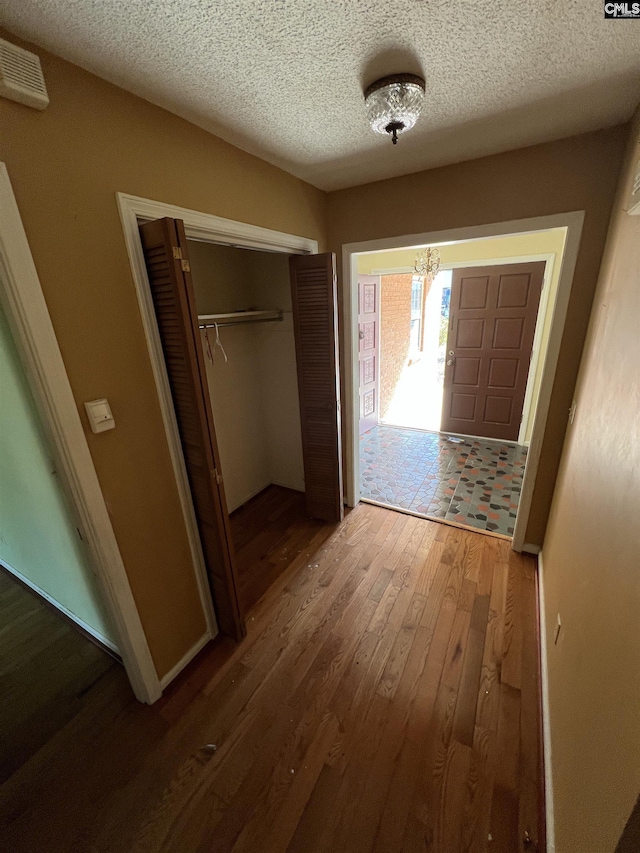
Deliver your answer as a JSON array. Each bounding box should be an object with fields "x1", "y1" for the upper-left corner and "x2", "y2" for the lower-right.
[
  {"x1": 342, "y1": 212, "x2": 584, "y2": 553},
  {"x1": 0, "y1": 164, "x2": 160, "y2": 704},
  {"x1": 117, "y1": 192, "x2": 318, "y2": 685}
]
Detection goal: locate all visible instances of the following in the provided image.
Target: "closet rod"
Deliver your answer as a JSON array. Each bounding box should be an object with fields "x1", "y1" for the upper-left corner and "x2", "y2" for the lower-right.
[
  {"x1": 197, "y1": 309, "x2": 283, "y2": 329},
  {"x1": 199, "y1": 316, "x2": 283, "y2": 329}
]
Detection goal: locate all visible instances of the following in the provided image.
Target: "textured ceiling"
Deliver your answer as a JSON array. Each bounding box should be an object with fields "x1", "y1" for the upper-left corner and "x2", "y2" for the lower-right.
[{"x1": 2, "y1": 1, "x2": 639, "y2": 190}]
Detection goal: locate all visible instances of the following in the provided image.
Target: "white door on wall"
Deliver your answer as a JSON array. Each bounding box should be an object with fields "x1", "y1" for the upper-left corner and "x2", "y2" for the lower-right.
[{"x1": 358, "y1": 275, "x2": 380, "y2": 435}]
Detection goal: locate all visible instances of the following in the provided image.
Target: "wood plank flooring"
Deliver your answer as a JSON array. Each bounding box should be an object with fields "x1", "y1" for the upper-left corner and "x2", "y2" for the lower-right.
[
  {"x1": 0, "y1": 567, "x2": 117, "y2": 784},
  {"x1": 0, "y1": 503, "x2": 543, "y2": 853},
  {"x1": 230, "y1": 486, "x2": 328, "y2": 613}
]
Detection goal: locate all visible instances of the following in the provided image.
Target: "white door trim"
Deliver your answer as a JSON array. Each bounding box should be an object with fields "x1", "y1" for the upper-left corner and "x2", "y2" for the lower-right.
[
  {"x1": 342, "y1": 212, "x2": 584, "y2": 552},
  {"x1": 514, "y1": 254, "x2": 556, "y2": 446},
  {"x1": 536, "y1": 551, "x2": 556, "y2": 853},
  {"x1": 0, "y1": 164, "x2": 160, "y2": 704},
  {"x1": 117, "y1": 192, "x2": 318, "y2": 688}
]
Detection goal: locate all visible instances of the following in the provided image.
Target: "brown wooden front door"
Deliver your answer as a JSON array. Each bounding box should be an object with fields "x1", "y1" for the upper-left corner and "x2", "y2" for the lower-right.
[
  {"x1": 289, "y1": 253, "x2": 344, "y2": 523},
  {"x1": 441, "y1": 261, "x2": 545, "y2": 441},
  {"x1": 358, "y1": 275, "x2": 380, "y2": 435},
  {"x1": 139, "y1": 217, "x2": 245, "y2": 641}
]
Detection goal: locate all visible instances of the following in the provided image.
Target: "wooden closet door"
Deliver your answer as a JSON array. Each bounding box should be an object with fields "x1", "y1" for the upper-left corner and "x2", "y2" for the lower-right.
[
  {"x1": 139, "y1": 217, "x2": 245, "y2": 640},
  {"x1": 289, "y1": 253, "x2": 344, "y2": 523}
]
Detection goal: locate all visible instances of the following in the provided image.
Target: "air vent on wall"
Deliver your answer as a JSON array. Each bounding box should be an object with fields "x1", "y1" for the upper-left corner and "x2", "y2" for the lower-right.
[
  {"x1": 628, "y1": 157, "x2": 640, "y2": 216},
  {"x1": 0, "y1": 38, "x2": 49, "y2": 110}
]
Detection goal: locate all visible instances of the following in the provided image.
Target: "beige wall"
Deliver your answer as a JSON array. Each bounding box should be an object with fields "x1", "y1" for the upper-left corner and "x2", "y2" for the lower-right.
[
  {"x1": 329, "y1": 128, "x2": 627, "y2": 544},
  {"x1": 358, "y1": 229, "x2": 568, "y2": 444},
  {"x1": 248, "y1": 250, "x2": 306, "y2": 495},
  {"x1": 540, "y1": 112, "x2": 640, "y2": 853},
  {"x1": 0, "y1": 32, "x2": 326, "y2": 678},
  {"x1": 356, "y1": 231, "x2": 566, "y2": 276}
]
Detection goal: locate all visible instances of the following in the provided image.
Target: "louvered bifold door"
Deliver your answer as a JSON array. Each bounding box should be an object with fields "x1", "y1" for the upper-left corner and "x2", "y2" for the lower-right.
[
  {"x1": 289, "y1": 253, "x2": 344, "y2": 522},
  {"x1": 139, "y1": 218, "x2": 245, "y2": 640}
]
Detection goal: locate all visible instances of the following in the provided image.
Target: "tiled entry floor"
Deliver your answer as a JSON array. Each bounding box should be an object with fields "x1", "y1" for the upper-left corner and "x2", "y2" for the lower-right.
[{"x1": 360, "y1": 424, "x2": 528, "y2": 537}]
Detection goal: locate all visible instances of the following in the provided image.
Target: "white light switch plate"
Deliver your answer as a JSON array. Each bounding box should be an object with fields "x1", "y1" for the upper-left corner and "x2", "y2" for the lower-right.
[{"x1": 84, "y1": 398, "x2": 115, "y2": 433}]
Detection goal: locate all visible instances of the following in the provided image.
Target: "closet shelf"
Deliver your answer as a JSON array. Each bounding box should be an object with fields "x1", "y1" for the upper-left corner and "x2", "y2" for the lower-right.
[{"x1": 198, "y1": 309, "x2": 283, "y2": 329}]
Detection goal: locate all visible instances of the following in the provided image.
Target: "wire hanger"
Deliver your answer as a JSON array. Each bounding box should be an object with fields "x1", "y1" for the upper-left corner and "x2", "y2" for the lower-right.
[
  {"x1": 204, "y1": 323, "x2": 229, "y2": 364},
  {"x1": 204, "y1": 327, "x2": 214, "y2": 363},
  {"x1": 216, "y1": 323, "x2": 228, "y2": 363}
]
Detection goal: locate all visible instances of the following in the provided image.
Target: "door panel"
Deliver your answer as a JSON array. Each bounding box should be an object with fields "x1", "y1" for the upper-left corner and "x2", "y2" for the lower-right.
[
  {"x1": 441, "y1": 262, "x2": 545, "y2": 441},
  {"x1": 139, "y1": 217, "x2": 245, "y2": 640},
  {"x1": 358, "y1": 275, "x2": 380, "y2": 435},
  {"x1": 289, "y1": 253, "x2": 344, "y2": 523}
]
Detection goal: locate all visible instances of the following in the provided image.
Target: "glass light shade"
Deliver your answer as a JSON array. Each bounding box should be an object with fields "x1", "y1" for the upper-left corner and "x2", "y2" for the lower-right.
[{"x1": 365, "y1": 74, "x2": 425, "y2": 143}]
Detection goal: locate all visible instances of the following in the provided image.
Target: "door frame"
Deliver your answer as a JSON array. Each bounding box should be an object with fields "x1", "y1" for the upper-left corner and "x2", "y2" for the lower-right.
[
  {"x1": 0, "y1": 164, "x2": 160, "y2": 704},
  {"x1": 117, "y1": 192, "x2": 318, "y2": 685},
  {"x1": 342, "y1": 212, "x2": 584, "y2": 553}
]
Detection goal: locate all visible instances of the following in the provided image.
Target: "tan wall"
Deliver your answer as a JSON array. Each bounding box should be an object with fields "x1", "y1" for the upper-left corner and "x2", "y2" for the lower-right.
[
  {"x1": 379, "y1": 275, "x2": 413, "y2": 417},
  {"x1": 328, "y1": 127, "x2": 628, "y2": 544},
  {"x1": 0, "y1": 32, "x2": 326, "y2": 678},
  {"x1": 540, "y1": 112, "x2": 640, "y2": 853}
]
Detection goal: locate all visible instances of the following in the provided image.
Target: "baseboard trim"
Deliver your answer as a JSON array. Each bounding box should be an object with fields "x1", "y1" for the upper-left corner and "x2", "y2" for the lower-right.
[
  {"x1": 229, "y1": 480, "x2": 305, "y2": 513},
  {"x1": 228, "y1": 480, "x2": 273, "y2": 513},
  {"x1": 269, "y1": 479, "x2": 305, "y2": 494},
  {"x1": 0, "y1": 558, "x2": 119, "y2": 654},
  {"x1": 523, "y1": 542, "x2": 542, "y2": 555},
  {"x1": 537, "y1": 551, "x2": 556, "y2": 853},
  {"x1": 159, "y1": 631, "x2": 211, "y2": 689}
]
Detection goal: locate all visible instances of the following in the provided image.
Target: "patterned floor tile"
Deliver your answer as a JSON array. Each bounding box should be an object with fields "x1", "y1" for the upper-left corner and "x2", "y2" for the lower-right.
[{"x1": 360, "y1": 425, "x2": 528, "y2": 538}]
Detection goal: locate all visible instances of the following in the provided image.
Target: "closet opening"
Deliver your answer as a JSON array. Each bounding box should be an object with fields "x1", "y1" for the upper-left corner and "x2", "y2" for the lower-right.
[
  {"x1": 135, "y1": 213, "x2": 342, "y2": 654},
  {"x1": 189, "y1": 241, "x2": 317, "y2": 613}
]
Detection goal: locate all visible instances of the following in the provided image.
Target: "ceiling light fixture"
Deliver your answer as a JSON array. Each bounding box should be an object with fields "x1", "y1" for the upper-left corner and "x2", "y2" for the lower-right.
[
  {"x1": 364, "y1": 73, "x2": 425, "y2": 145},
  {"x1": 414, "y1": 246, "x2": 441, "y2": 280}
]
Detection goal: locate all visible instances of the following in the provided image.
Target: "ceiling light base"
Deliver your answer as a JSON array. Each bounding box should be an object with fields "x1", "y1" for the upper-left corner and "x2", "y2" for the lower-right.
[
  {"x1": 364, "y1": 73, "x2": 426, "y2": 145},
  {"x1": 386, "y1": 121, "x2": 405, "y2": 145}
]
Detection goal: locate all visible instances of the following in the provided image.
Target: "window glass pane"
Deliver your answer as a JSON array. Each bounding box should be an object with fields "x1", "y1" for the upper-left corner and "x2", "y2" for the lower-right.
[{"x1": 411, "y1": 277, "x2": 422, "y2": 315}]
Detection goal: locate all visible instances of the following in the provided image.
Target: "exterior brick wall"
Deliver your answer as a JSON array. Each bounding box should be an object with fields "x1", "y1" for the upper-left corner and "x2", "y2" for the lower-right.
[{"x1": 380, "y1": 274, "x2": 413, "y2": 418}]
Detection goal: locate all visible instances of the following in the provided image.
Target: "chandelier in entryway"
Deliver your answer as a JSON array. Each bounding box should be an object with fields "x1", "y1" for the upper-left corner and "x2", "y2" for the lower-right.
[{"x1": 413, "y1": 246, "x2": 441, "y2": 280}]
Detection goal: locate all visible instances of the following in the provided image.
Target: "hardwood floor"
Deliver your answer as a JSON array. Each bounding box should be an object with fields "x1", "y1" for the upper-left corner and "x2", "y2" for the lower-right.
[
  {"x1": 230, "y1": 485, "x2": 329, "y2": 613},
  {"x1": 0, "y1": 503, "x2": 543, "y2": 852},
  {"x1": 0, "y1": 567, "x2": 118, "y2": 784}
]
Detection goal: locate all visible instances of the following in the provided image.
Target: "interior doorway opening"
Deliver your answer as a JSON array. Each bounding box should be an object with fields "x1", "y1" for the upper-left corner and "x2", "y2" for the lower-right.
[
  {"x1": 347, "y1": 218, "x2": 580, "y2": 547},
  {"x1": 380, "y1": 269, "x2": 452, "y2": 433},
  {"x1": 186, "y1": 240, "x2": 322, "y2": 614}
]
